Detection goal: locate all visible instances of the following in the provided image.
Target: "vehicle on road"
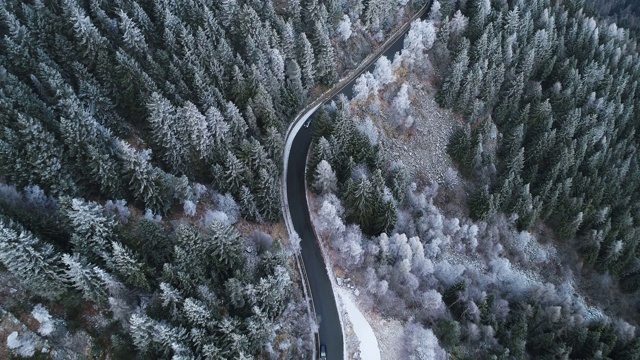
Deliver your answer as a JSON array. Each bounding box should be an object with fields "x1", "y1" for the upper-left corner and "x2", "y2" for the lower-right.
[{"x1": 320, "y1": 344, "x2": 327, "y2": 360}]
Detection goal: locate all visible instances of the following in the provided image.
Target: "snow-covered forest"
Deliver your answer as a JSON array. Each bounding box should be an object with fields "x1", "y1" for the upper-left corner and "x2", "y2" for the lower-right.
[
  {"x1": 0, "y1": 0, "x2": 430, "y2": 358},
  {"x1": 585, "y1": 0, "x2": 640, "y2": 32},
  {"x1": 3, "y1": 0, "x2": 640, "y2": 358},
  {"x1": 309, "y1": 0, "x2": 640, "y2": 358}
]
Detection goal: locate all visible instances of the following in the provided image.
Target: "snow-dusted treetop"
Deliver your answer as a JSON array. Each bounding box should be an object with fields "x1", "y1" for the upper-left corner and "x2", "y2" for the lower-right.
[
  {"x1": 373, "y1": 56, "x2": 395, "y2": 85},
  {"x1": 337, "y1": 15, "x2": 353, "y2": 42},
  {"x1": 402, "y1": 20, "x2": 436, "y2": 66}
]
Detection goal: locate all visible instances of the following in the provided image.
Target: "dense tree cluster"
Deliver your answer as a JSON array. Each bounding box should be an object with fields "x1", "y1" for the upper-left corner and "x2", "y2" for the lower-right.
[
  {"x1": 585, "y1": 0, "x2": 640, "y2": 32},
  {"x1": 0, "y1": 0, "x2": 433, "y2": 357},
  {"x1": 309, "y1": 3, "x2": 640, "y2": 358},
  {"x1": 0, "y1": 183, "x2": 309, "y2": 358},
  {"x1": 438, "y1": 0, "x2": 640, "y2": 293},
  {"x1": 309, "y1": 95, "x2": 400, "y2": 236}
]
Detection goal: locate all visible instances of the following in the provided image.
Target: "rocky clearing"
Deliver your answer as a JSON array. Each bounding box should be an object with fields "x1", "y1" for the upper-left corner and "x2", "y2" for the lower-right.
[{"x1": 380, "y1": 78, "x2": 458, "y2": 185}]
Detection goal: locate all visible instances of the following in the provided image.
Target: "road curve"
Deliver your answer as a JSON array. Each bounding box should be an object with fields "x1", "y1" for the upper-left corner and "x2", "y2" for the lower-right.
[{"x1": 282, "y1": 4, "x2": 432, "y2": 359}]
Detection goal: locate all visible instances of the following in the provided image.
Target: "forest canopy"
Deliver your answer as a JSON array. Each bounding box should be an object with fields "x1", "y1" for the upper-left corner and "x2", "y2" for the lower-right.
[{"x1": 0, "y1": 0, "x2": 430, "y2": 357}]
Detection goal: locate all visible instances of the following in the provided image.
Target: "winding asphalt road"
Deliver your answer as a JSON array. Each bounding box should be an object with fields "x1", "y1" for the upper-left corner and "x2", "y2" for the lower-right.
[{"x1": 283, "y1": 4, "x2": 432, "y2": 359}]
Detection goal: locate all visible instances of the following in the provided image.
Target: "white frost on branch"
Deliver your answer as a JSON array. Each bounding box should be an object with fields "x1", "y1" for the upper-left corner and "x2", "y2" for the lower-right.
[
  {"x1": 356, "y1": 117, "x2": 380, "y2": 146},
  {"x1": 7, "y1": 331, "x2": 37, "y2": 357},
  {"x1": 402, "y1": 20, "x2": 436, "y2": 66},
  {"x1": 202, "y1": 209, "x2": 230, "y2": 227},
  {"x1": 317, "y1": 199, "x2": 346, "y2": 238},
  {"x1": 183, "y1": 200, "x2": 197, "y2": 217},
  {"x1": 31, "y1": 304, "x2": 55, "y2": 336},
  {"x1": 337, "y1": 15, "x2": 352, "y2": 41},
  {"x1": 404, "y1": 322, "x2": 447, "y2": 360},
  {"x1": 353, "y1": 72, "x2": 380, "y2": 102},
  {"x1": 391, "y1": 83, "x2": 412, "y2": 129},
  {"x1": 373, "y1": 56, "x2": 395, "y2": 85}
]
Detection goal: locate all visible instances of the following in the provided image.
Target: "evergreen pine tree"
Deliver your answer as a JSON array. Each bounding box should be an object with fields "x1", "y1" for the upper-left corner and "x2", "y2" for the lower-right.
[
  {"x1": 239, "y1": 185, "x2": 263, "y2": 223},
  {"x1": 284, "y1": 59, "x2": 306, "y2": 114},
  {"x1": 224, "y1": 151, "x2": 249, "y2": 196},
  {"x1": 297, "y1": 33, "x2": 315, "y2": 90},
  {"x1": 147, "y1": 92, "x2": 184, "y2": 172},
  {"x1": 313, "y1": 160, "x2": 338, "y2": 195},
  {"x1": 64, "y1": 198, "x2": 116, "y2": 263},
  {"x1": 344, "y1": 176, "x2": 372, "y2": 231},
  {"x1": 62, "y1": 254, "x2": 109, "y2": 305},
  {"x1": 313, "y1": 20, "x2": 337, "y2": 85},
  {"x1": 0, "y1": 219, "x2": 67, "y2": 300},
  {"x1": 110, "y1": 241, "x2": 150, "y2": 290},
  {"x1": 256, "y1": 168, "x2": 281, "y2": 222}
]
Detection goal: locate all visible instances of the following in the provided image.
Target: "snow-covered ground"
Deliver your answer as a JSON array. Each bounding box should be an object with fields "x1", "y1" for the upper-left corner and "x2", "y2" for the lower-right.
[{"x1": 336, "y1": 288, "x2": 381, "y2": 360}]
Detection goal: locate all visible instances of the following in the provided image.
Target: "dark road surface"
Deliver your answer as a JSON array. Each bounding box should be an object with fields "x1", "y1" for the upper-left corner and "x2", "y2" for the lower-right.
[{"x1": 285, "y1": 6, "x2": 431, "y2": 359}]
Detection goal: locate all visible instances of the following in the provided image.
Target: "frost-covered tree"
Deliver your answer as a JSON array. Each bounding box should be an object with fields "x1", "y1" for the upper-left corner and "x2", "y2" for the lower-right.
[
  {"x1": 0, "y1": 220, "x2": 67, "y2": 299},
  {"x1": 312, "y1": 160, "x2": 338, "y2": 194},
  {"x1": 297, "y1": 33, "x2": 315, "y2": 89},
  {"x1": 118, "y1": 140, "x2": 172, "y2": 213},
  {"x1": 356, "y1": 117, "x2": 380, "y2": 146},
  {"x1": 212, "y1": 192, "x2": 241, "y2": 225},
  {"x1": 287, "y1": 231, "x2": 302, "y2": 255},
  {"x1": 420, "y1": 289, "x2": 446, "y2": 321},
  {"x1": 402, "y1": 20, "x2": 436, "y2": 67},
  {"x1": 183, "y1": 200, "x2": 197, "y2": 217},
  {"x1": 118, "y1": 10, "x2": 148, "y2": 54},
  {"x1": 353, "y1": 72, "x2": 380, "y2": 103},
  {"x1": 256, "y1": 168, "x2": 281, "y2": 222},
  {"x1": 312, "y1": 21, "x2": 337, "y2": 84},
  {"x1": 335, "y1": 225, "x2": 364, "y2": 267},
  {"x1": 62, "y1": 254, "x2": 109, "y2": 304},
  {"x1": 239, "y1": 185, "x2": 262, "y2": 223},
  {"x1": 6, "y1": 331, "x2": 37, "y2": 357},
  {"x1": 337, "y1": 15, "x2": 352, "y2": 41},
  {"x1": 64, "y1": 198, "x2": 116, "y2": 263},
  {"x1": 129, "y1": 312, "x2": 188, "y2": 356},
  {"x1": 110, "y1": 241, "x2": 149, "y2": 290},
  {"x1": 316, "y1": 199, "x2": 346, "y2": 238},
  {"x1": 429, "y1": 1, "x2": 442, "y2": 22},
  {"x1": 405, "y1": 322, "x2": 447, "y2": 360},
  {"x1": 105, "y1": 199, "x2": 131, "y2": 223},
  {"x1": 364, "y1": 0, "x2": 393, "y2": 31},
  {"x1": 284, "y1": 59, "x2": 306, "y2": 112},
  {"x1": 31, "y1": 304, "x2": 55, "y2": 336},
  {"x1": 373, "y1": 56, "x2": 395, "y2": 86},
  {"x1": 223, "y1": 151, "x2": 249, "y2": 195},
  {"x1": 391, "y1": 83, "x2": 412, "y2": 130}
]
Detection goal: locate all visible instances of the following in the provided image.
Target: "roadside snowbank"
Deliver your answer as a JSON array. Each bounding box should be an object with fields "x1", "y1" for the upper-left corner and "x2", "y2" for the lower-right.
[{"x1": 337, "y1": 288, "x2": 381, "y2": 360}]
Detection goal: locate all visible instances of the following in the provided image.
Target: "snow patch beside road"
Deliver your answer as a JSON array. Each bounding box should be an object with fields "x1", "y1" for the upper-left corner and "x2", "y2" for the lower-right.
[{"x1": 337, "y1": 288, "x2": 381, "y2": 360}]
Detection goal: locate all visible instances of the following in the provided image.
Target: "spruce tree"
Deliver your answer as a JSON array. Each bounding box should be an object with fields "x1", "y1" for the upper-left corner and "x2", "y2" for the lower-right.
[
  {"x1": 297, "y1": 33, "x2": 316, "y2": 90},
  {"x1": 256, "y1": 168, "x2": 281, "y2": 222},
  {"x1": 284, "y1": 59, "x2": 306, "y2": 113},
  {"x1": 344, "y1": 176, "x2": 372, "y2": 231},
  {"x1": 110, "y1": 241, "x2": 150, "y2": 290},
  {"x1": 224, "y1": 151, "x2": 249, "y2": 196},
  {"x1": 64, "y1": 198, "x2": 116, "y2": 263},
  {"x1": 62, "y1": 254, "x2": 109, "y2": 305},
  {"x1": 313, "y1": 160, "x2": 338, "y2": 195},
  {"x1": 0, "y1": 219, "x2": 67, "y2": 300},
  {"x1": 239, "y1": 185, "x2": 263, "y2": 223}
]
